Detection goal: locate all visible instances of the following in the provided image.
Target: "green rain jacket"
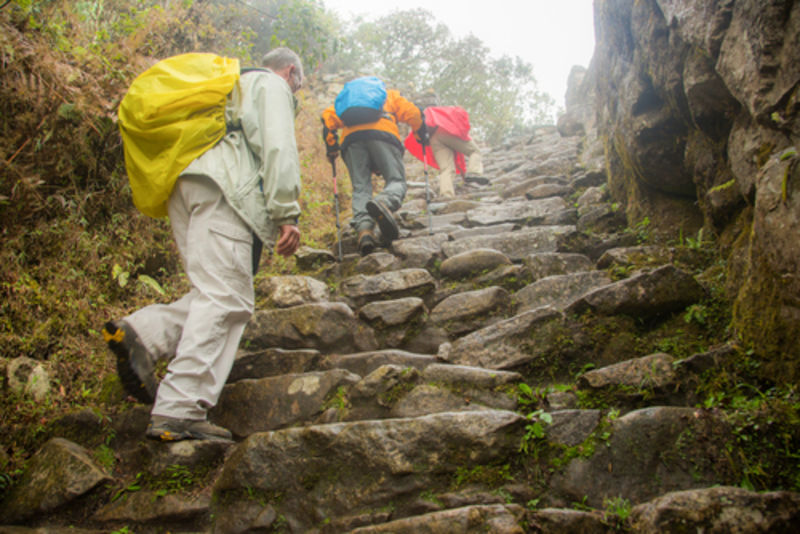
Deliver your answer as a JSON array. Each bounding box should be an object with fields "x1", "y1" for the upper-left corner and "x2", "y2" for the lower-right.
[{"x1": 181, "y1": 69, "x2": 301, "y2": 248}]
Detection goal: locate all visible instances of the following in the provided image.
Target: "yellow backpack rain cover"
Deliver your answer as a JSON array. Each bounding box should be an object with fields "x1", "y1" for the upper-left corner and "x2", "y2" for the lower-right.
[{"x1": 118, "y1": 53, "x2": 240, "y2": 218}]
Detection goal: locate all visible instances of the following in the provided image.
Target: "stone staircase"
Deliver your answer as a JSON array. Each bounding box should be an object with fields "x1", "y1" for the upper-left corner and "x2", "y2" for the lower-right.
[{"x1": 3, "y1": 127, "x2": 800, "y2": 533}]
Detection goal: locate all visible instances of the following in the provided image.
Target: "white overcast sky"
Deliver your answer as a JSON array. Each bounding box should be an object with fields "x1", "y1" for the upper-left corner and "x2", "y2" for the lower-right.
[{"x1": 320, "y1": 0, "x2": 597, "y2": 110}]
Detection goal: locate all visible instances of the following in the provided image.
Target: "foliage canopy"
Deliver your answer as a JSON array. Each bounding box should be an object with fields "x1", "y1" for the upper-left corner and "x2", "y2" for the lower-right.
[{"x1": 323, "y1": 8, "x2": 556, "y2": 143}]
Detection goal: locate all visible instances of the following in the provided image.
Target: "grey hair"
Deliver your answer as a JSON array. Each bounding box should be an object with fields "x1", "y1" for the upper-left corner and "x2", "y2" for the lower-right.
[{"x1": 261, "y1": 47, "x2": 304, "y2": 80}]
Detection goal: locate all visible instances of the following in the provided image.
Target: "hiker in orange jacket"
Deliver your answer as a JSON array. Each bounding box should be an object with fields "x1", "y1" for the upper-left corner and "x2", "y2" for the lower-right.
[
  {"x1": 405, "y1": 105, "x2": 488, "y2": 198},
  {"x1": 322, "y1": 80, "x2": 427, "y2": 255}
]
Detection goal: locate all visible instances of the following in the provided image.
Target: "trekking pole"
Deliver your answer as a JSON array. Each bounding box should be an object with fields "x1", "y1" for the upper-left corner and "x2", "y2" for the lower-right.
[
  {"x1": 421, "y1": 141, "x2": 433, "y2": 235},
  {"x1": 330, "y1": 157, "x2": 344, "y2": 262}
]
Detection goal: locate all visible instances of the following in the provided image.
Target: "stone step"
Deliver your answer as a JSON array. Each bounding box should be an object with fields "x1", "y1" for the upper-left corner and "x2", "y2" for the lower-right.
[
  {"x1": 348, "y1": 504, "x2": 526, "y2": 533},
  {"x1": 212, "y1": 410, "x2": 525, "y2": 532},
  {"x1": 213, "y1": 357, "x2": 525, "y2": 437}
]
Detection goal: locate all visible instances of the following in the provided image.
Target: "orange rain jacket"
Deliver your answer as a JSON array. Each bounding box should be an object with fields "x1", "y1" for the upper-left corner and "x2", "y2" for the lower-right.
[{"x1": 322, "y1": 89, "x2": 424, "y2": 152}]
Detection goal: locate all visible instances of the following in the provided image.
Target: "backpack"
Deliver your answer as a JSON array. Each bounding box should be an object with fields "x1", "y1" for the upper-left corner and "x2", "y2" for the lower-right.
[
  {"x1": 118, "y1": 53, "x2": 240, "y2": 218},
  {"x1": 334, "y1": 76, "x2": 388, "y2": 127}
]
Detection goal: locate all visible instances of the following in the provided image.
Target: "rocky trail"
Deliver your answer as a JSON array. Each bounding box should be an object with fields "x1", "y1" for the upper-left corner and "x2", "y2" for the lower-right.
[{"x1": 2, "y1": 127, "x2": 799, "y2": 533}]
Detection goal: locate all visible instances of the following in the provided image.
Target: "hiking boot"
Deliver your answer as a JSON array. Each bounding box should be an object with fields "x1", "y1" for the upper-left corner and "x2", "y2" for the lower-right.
[
  {"x1": 366, "y1": 199, "x2": 399, "y2": 244},
  {"x1": 146, "y1": 415, "x2": 232, "y2": 442},
  {"x1": 357, "y1": 229, "x2": 378, "y2": 256},
  {"x1": 464, "y1": 173, "x2": 490, "y2": 185},
  {"x1": 102, "y1": 320, "x2": 157, "y2": 404}
]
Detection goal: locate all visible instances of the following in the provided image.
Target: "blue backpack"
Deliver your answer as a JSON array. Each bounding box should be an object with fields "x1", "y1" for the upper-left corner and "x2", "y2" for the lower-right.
[{"x1": 335, "y1": 76, "x2": 388, "y2": 126}]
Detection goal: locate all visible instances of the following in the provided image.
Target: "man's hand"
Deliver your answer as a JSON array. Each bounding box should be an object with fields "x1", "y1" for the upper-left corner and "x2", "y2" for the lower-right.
[
  {"x1": 275, "y1": 224, "x2": 300, "y2": 257},
  {"x1": 326, "y1": 146, "x2": 339, "y2": 162},
  {"x1": 322, "y1": 121, "x2": 340, "y2": 162},
  {"x1": 414, "y1": 122, "x2": 430, "y2": 145}
]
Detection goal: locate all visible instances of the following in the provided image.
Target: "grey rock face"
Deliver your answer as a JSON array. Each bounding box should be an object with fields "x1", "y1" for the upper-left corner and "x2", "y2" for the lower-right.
[
  {"x1": 359, "y1": 297, "x2": 427, "y2": 326},
  {"x1": 229, "y1": 347, "x2": 322, "y2": 382},
  {"x1": 466, "y1": 197, "x2": 568, "y2": 227},
  {"x1": 567, "y1": 264, "x2": 706, "y2": 318},
  {"x1": 548, "y1": 407, "x2": 731, "y2": 508},
  {"x1": 514, "y1": 270, "x2": 612, "y2": 313},
  {"x1": 439, "y1": 248, "x2": 512, "y2": 280},
  {"x1": 350, "y1": 504, "x2": 526, "y2": 533},
  {"x1": 0, "y1": 438, "x2": 112, "y2": 523},
  {"x1": 442, "y1": 226, "x2": 575, "y2": 261},
  {"x1": 578, "y1": 352, "x2": 676, "y2": 391},
  {"x1": 94, "y1": 491, "x2": 211, "y2": 523},
  {"x1": 525, "y1": 252, "x2": 593, "y2": 280},
  {"x1": 391, "y1": 233, "x2": 449, "y2": 269},
  {"x1": 213, "y1": 411, "x2": 525, "y2": 530},
  {"x1": 430, "y1": 286, "x2": 512, "y2": 335},
  {"x1": 340, "y1": 268, "x2": 437, "y2": 307},
  {"x1": 211, "y1": 369, "x2": 361, "y2": 437},
  {"x1": 258, "y1": 274, "x2": 330, "y2": 307},
  {"x1": 243, "y1": 301, "x2": 377, "y2": 353},
  {"x1": 6, "y1": 356, "x2": 51, "y2": 402},
  {"x1": 629, "y1": 486, "x2": 800, "y2": 533},
  {"x1": 319, "y1": 350, "x2": 438, "y2": 377},
  {"x1": 438, "y1": 307, "x2": 563, "y2": 370}
]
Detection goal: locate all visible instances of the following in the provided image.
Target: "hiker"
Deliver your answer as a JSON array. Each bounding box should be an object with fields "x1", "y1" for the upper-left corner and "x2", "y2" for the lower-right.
[
  {"x1": 405, "y1": 105, "x2": 488, "y2": 199},
  {"x1": 103, "y1": 47, "x2": 304, "y2": 442},
  {"x1": 321, "y1": 76, "x2": 427, "y2": 255}
]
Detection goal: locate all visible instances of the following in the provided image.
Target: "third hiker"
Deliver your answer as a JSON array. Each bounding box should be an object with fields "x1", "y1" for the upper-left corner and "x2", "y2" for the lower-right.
[{"x1": 405, "y1": 104, "x2": 488, "y2": 199}]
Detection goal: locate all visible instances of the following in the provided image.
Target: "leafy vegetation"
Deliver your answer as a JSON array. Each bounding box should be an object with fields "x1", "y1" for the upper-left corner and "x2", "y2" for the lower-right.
[
  {"x1": 2, "y1": 1, "x2": 798, "y2": 526},
  {"x1": 0, "y1": 0, "x2": 345, "y2": 480},
  {"x1": 323, "y1": 7, "x2": 556, "y2": 142}
]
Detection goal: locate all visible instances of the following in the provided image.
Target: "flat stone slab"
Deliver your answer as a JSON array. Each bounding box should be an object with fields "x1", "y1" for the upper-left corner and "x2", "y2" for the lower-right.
[
  {"x1": 438, "y1": 307, "x2": 563, "y2": 370},
  {"x1": 94, "y1": 491, "x2": 211, "y2": 523},
  {"x1": 422, "y1": 363, "x2": 521, "y2": 388},
  {"x1": 514, "y1": 270, "x2": 612, "y2": 312},
  {"x1": 257, "y1": 274, "x2": 330, "y2": 307},
  {"x1": 349, "y1": 504, "x2": 526, "y2": 533},
  {"x1": 214, "y1": 411, "x2": 525, "y2": 531},
  {"x1": 466, "y1": 197, "x2": 568, "y2": 226},
  {"x1": 595, "y1": 245, "x2": 703, "y2": 270},
  {"x1": 525, "y1": 252, "x2": 593, "y2": 280},
  {"x1": 212, "y1": 370, "x2": 361, "y2": 437},
  {"x1": 566, "y1": 265, "x2": 706, "y2": 318},
  {"x1": 578, "y1": 352, "x2": 676, "y2": 390},
  {"x1": 340, "y1": 268, "x2": 437, "y2": 307},
  {"x1": 229, "y1": 347, "x2": 322, "y2": 382},
  {"x1": 355, "y1": 251, "x2": 400, "y2": 274},
  {"x1": 343, "y1": 362, "x2": 522, "y2": 420},
  {"x1": 0, "y1": 438, "x2": 112, "y2": 523},
  {"x1": 629, "y1": 486, "x2": 800, "y2": 533},
  {"x1": 359, "y1": 297, "x2": 427, "y2": 326},
  {"x1": 319, "y1": 349, "x2": 438, "y2": 377},
  {"x1": 501, "y1": 175, "x2": 569, "y2": 199},
  {"x1": 391, "y1": 234, "x2": 449, "y2": 269},
  {"x1": 439, "y1": 248, "x2": 512, "y2": 280},
  {"x1": 527, "y1": 508, "x2": 610, "y2": 534},
  {"x1": 243, "y1": 302, "x2": 377, "y2": 353},
  {"x1": 442, "y1": 226, "x2": 576, "y2": 261},
  {"x1": 547, "y1": 407, "x2": 731, "y2": 508},
  {"x1": 430, "y1": 286, "x2": 512, "y2": 335},
  {"x1": 449, "y1": 223, "x2": 515, "y2": 241},
  {"x1": 546, "y1": 409, "x2": 602, "y2": 447}
]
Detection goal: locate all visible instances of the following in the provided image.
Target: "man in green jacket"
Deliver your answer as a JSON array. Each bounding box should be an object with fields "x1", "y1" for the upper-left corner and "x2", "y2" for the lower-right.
[{"x1": 103, "y1": 47, "x2": 304, "y2": 441}]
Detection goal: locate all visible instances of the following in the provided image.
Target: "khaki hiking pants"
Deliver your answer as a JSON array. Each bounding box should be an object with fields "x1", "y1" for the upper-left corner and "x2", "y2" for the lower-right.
[
  {"x1": 125, "y1": 174, "x2": 254, "y2": 420},
  {"x1": 430, "y1": 131, "x2": 484, "y2": 197}
]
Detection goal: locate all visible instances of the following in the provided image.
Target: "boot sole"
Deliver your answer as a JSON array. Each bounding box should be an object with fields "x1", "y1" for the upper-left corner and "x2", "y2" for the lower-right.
[
  {"x1": 146, "y1": 424, "x2": 232, "y2": 442},
  {"x1": 366, "y1": 201, "x2": 399, "y2": 242},
  {"x1": 103, "y1": 321, "x2": 155, "y2": 404}
]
